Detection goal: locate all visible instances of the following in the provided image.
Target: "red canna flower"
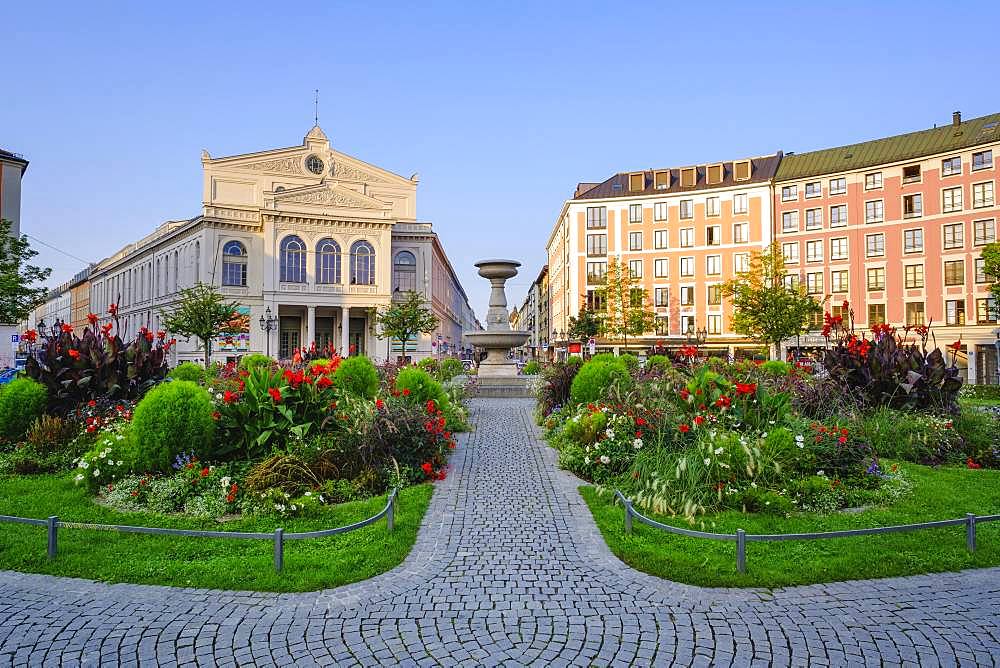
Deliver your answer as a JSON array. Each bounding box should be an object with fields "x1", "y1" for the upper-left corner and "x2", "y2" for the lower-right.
[
  {"x1": 426, "y1": 400, "x2": 437, "y2": 414},
  {"x1": 211, "y1": 411, "x2": 221, "y2": 420},
  {"x1": 87, "y1": 313, "x2": 99, "y2": 325},
  {"x1": 68, "y1": 349, "x2": 80, "y2": 359},
  {"x1": 678, "y1": 424, "x2": 690, "y2": 433},
  {"x1": 268, "y1": 387, "x2": 282, "y2": 403},
  {"x1": 838, "y1": 436, "x2": 847, "y2": 444},
  {"x1": 421, "y1": 462, "x2": 433, "y2": 476},
  {"x1": 375, "y1": 399, "x2": 385, "y2": 410},
  {"x1": 694, "y1": 415, "x2": 705, "y2": 426},
  {"x1": 948, "y1": 340, "x2": 962, "y2": 351},
  {"x1": 736, "y1": 383, "x2": 757, "y2": 395},
  {"x1": 967, "y1": 457, "x2": 982, "y2": 470},
  {"x1": 108, "y1": 303, "x2": 118, "y2": 316},
  {"x1": 402, "y1": 388, "x2": 411, "y2": 396},
  {"x1": 223, "y1": 390, "x2": 238, "y2": 404},
  {"x1": 156, "y1": 330, "x2": 166, "y2": 340},
  {"x1": 315, "y1": 376, "x2": 333, "y2": 389},
  {"x1": 61, "y1": 323, "x2": 73, "y2": 334},
  {"x1": 22, "y1": 329, "x2": 38, "y2": 344},
  {"x1": 200, "y1": 467, "x2": 210, "y2": 478}
]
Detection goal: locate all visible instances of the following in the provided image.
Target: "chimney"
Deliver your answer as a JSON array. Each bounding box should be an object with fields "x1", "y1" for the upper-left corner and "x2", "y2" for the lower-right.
[{"x1": 953, "y1": 111, "x2": 961, "y2": 126}]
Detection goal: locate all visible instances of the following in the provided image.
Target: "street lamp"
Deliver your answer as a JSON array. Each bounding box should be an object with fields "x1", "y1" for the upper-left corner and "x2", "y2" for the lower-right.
[
  {"x1": 685, "y1": 323, "x2": 707, "y2": 346},
  {"x1": 994, "y1": 327, "x2": 1000, "y2": 386},
  {"x1": 258, "y1": 307, "x2": 277, "y2": 358}
]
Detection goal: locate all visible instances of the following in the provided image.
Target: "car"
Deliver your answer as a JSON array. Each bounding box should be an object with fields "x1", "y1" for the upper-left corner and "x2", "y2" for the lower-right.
[{"x1": 0, "y1": 368, "x2": 19, "y2": 385}]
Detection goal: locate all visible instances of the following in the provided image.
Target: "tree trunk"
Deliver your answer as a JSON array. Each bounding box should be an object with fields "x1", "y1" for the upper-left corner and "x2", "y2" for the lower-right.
[
  {"x1": 203, "y1": 338, "x2": 211, "y2": 369},
  {"x1": 401, "y1": 336, "x2": 406, "y2": 366}
]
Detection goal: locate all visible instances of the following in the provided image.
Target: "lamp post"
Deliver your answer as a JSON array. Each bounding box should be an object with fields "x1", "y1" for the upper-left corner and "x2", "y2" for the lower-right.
[
  {"x1": 258, "y1": 307, "x2": 277, "y2": 358},
  {"x1": 685, "y1": 323, "x2": 708, "y2": 346},
  {"x1": 994, "y1": 328, "x2": 1000, "y2": 386}
]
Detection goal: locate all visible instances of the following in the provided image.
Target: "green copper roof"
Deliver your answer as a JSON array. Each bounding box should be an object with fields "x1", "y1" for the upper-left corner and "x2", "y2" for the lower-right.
[{"x1": 774, "y1": 112, "x2": 1000, "y2": 182}]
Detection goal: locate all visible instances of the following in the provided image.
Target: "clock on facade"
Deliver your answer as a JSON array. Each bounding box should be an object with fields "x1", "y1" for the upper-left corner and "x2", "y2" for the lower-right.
[{"x1": 305, "y1": 155, "x2": 325, "y2": 174}]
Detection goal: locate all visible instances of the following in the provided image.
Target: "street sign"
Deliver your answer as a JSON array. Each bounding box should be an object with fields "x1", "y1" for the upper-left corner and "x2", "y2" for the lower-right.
[
  {"x1": 588, "y1": 338, "x2": 596, "y2": 356},
  {"x1": 10, "y1": 334, "x2": 19, "y2": 344}
]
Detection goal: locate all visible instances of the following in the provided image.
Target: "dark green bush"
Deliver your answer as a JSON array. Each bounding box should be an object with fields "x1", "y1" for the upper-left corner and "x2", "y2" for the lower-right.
[
  {"x1": 395, "y1": 367, "x2": 448, "y2": 407},
  {"x1": 645, "y1": 355, "x2": 671, "y2": 372},
  {"x1": 954, "y1": 409, "x2": 1000, "y2": 467},
  {"x1": 522, "y1": 360, "x2": 541, "y2": 375},
  {"x1": 760, "y1": 360, "x2": 792, "y2": 376},
  {"x1": 570, "y1": 357, "x2": 631, "y2": 405},
  {"x1": 238, "y1": 353, "x2": 274, "y2": 372},
  {"x1": 127, "y1": 380, "x2": 216, "y2": 472},
  {"x1": 566, "y1": 356, "x2": 583, "y2": 367},
  {"x1": 168, "y1": 362, "x2": 206, "y2": 384},
  {"x1": 334, "y1": 356, "x2": 380, "y2": 399},
  {"x1": 439, "y1": 358, "x2": 464, "y2": 381},
  {"x1": 0, "y1": 377, "x2": 48, "y2": 443},
  {"x1": 618, "y1": 354, "x2": 639, "y2": 371}
]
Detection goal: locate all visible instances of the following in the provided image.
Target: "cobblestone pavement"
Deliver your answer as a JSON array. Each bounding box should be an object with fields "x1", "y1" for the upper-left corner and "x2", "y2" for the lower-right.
[{"x1": 2, "y1": 398, "x2": 1000, "y2": 666}]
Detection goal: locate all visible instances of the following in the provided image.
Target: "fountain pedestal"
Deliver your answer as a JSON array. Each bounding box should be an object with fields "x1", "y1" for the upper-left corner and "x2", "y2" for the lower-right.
[{"x1": 464, "y1": 260, "x2": 530, "y2": 380}]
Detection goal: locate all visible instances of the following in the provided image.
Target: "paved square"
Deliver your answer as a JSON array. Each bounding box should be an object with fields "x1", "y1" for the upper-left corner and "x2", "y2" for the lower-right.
[{"x1": 1, "y1": 398, "x2": 998, "y2": 666}]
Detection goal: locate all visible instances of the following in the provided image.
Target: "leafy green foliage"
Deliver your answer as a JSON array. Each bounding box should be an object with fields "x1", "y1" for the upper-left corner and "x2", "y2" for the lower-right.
[
  {"x1": 160, "y1": 283, "x2": 242, "y2": 368},
  {"x1": 395, "y1": 367, "x2": 447, "y2": 407},
  {"x1": 521, "y1": 360, "x2": 541, "y2": 375},
  {"x1": 376, "y1": 291, "x2": 438, "y2": 361},
  {"x1": 239, "y1": 353, "x2": 274, "y2": 372},
  {"x1": 168, "y1": 362, "x2": 206, "y2": 383},
  {"x1": 569, "y1": 356, "x2": 631, "y2": 404},
  {"x1": 128, "y1": 381, "x2": 215, "y2": 472},
  {"x1": 567, "y1": 306, "x2": 603, "y2": 342},
  {"x1": 0, "y1": 377, "x2": 48, "y2": 442},
  {"x1": 0, "y1": 218, "x2": 51, "y2": 323},
  {"x1": 645, "y1": 355, "x2": 671, "y2": 373},
  {"x1": 438, "y1": 358, "x2": 464, "y2": 381},
  {"x1": 333, "y1": 356, "x2": 379, "y2": 399}
]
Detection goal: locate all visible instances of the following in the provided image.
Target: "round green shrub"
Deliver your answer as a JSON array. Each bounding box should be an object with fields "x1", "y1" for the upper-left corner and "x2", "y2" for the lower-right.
[
  {"x1": 522, "y1": 360, "x2": 541, "y2": 375},
  {"x1": 761, "y1": 360, "x2": 792, "y2": 376},
  {"x1": 395, "y1": 367, "x2": 448, "y2": 407},
  {"x1": 239, "y1": 353, "x2": 274, "y2": 372},
  {"x1": 168, "y1": 362, "x2": 206, "y2": 384},
  {"x1": 566, "y1": 356, "x2": 583, "y2": 367},
  {"x1": 570, "y1": 358, "x2": 631, "y2": 405},
  {"x1": 618, "y1": 354, "x2": 639, "y2": 371},
  {"x1": 334, "y1": 356, "x2": 379, "y2": 399},
  {"x1": 439, "y1": 358, "x2": 464, "y2": 381},
  {"x1": 0, "y1": 377, "x2": 48, "y2": 442},
  {"x1": 127, "y1": 380, "x2": 215, "y2": 472},
  {"x1": 645, "y1": 355, "x2": 671, "y2": 372}
]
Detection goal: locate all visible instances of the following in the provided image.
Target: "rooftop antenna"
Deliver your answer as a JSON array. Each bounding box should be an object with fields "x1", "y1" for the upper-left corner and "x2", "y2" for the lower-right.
[{"x1": 314, "y1": 89, "x2": 319, "y2": 126}]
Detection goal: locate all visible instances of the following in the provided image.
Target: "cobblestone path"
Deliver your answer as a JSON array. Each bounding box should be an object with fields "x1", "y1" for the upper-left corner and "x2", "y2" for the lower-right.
[{"x1": 2, "y1": 398, "x2": 999, "y2": 666}]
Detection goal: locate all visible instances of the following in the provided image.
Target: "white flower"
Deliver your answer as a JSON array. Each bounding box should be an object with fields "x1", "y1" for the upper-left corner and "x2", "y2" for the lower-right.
[
  {"x1": 275, "y1": 504, "x2": 285, "y2": 512},
  {"x1": 93, "y1": 469, "x2": 100, "y2": 477},
  {"x1": 116, "y1": 460, "x2": 123, "y2": 466},
  {"x1": 750, "y1": 481, "x2": 757, "y2": 488},
  {"x1": 80, "y1": 461, "x2": 89, "y2": 469},
  {"x1": 714, "y1": 447, "x2": 724, "y2": 455},
  {"x1": 719, "y1": 462, "x2": 730, "y2": 469},
  {"x1": 768, "y1": 420, "x2": 775, "y2": 425},
  {"x1": 216, "y1": 393, "x2": 223, "y2": 400},
  {"x1": 703, "y1": 458, "x2": 711, "y2": 465},
  {"x1": 605, "y1": 429, "x2": 614, "y2": 439},
  {"x1": 290, "y1": 504, "x2": 297, "y2": 511},
  {"x1": 318, "y1": 495, "x2": 324, "y2": 503},
  {"x1": 817, "y1": 470, "x2": 825, "y2": 477},
  {"x1": 116, "y1": 435, "x2": 124, "y2": 441},
  {"x1": 304, "y1": 491, "x2": 312, "y2": 497},
  {"x1": 221, "y1": 476, "x2": 231, "y2": 488},
  {"x1": 600, "y1": 455, "x2": 610, "y2": 464},
  {"x1": 74, "y1": 474, "x2": 84, "y2": 482},
  {"x1": 633, "y1": 438, "x2": 643, "y2": 449},
  {"x1": 761, "y1": 432, "x2": 768, "y2": 438},
  {"x1": 584, "y1": 456, "x2": 591, "y2": 465},
  {"x1": 795, "y1": 434, "x2": 804, "y2": 443}
]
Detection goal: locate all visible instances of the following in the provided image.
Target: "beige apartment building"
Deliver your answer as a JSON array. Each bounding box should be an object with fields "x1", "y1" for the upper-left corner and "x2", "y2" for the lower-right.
[{"x1": 86, "y1": 125, "x2": 477, "y2": 364}]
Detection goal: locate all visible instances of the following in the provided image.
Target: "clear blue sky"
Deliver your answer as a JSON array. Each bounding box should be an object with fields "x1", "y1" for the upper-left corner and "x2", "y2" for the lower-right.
[{"x1": 4, "y1": 1, "x2": 999, "y2": 319}]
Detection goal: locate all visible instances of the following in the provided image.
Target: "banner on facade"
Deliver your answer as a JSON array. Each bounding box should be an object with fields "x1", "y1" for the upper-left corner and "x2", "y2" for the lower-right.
[{"x1": 217, "y1": 306, "x2": 251, "y2": 352}]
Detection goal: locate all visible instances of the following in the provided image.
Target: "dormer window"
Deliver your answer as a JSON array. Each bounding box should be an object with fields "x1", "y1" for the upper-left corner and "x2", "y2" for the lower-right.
[
  {"x1": 903, "y1": 164, "x2": 921, "y2": 183},
  {"x1": 629, "y1": 173, "x2": 645, "y2": 192},
  {"x1": 680, "y1": 168, "x2": 697, "y2": 188},
  {"x1": 733, "y1": 160, "x2": 751, "y2": 181},
  {"x1": 654, "y1": 170, "x2": 669, "y2": 190},
  {"x1": 706, "y1": 164, "x2": 723, "y2": 185}
]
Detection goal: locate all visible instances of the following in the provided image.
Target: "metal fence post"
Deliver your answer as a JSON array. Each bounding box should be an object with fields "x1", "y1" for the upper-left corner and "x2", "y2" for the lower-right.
[
  {"x1": 966, "y1": 514, "x2": 977, "y2": 552},
  {"x1": 274, "y1": 528, "x2": 284, "y2": 573},
  {"x1": 624, "y1": 500, "x2": 633, "y2": 534},
  {"x1": 46, "y1": 516, "x2": 58, "y2": 560},
  {"x1": 386, "y1": 490, "x2": 395, "y2": 533},
  {"x1": 736, "y1": 529, "x2": 746, "y2": 574}
]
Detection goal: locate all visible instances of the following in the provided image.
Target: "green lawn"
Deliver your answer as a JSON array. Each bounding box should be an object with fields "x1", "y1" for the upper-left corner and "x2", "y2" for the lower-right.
[
  {"x1": 0, "y1": 474, "x2": 433, "y2": 592},
  {"x1": 583, "y1": 463, "x2": 1000, "y2": 588}
]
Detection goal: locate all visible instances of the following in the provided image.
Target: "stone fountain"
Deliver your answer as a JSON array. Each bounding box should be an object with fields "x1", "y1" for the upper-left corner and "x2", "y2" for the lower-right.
[{"x1": 464, "y1": 260, "x2": 530, "y2": 379}]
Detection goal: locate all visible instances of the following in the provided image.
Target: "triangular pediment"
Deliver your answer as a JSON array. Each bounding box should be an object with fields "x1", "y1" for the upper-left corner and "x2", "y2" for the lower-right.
[{"x1": 272, "y1": 182, "x2": 390, "y2": 211}]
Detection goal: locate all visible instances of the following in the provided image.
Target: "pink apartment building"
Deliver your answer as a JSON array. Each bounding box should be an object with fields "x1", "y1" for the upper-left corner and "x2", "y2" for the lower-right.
[{"x1": 773, "y1": 111, "x2": 999, "y2": 383}]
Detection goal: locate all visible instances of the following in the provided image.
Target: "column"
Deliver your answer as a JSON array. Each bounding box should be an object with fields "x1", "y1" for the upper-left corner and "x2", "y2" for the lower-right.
[
  {"x1": 341, "y1": 306, "x2": 351, "y2": 357},
  {"x1": 307, "y1": 306, "x2": 316, "y2": 351}
]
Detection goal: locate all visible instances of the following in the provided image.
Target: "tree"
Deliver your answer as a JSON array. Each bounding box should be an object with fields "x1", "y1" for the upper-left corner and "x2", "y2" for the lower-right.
[
  {"x1": 720, "y1": 243, "x2": 823, "y2": 359},
  {"x1": 0, "y1": 219, "x2": 51, "y2": 324},
  {"x1": 602, "y1": 258, "x2": 656, "y2": 355},
  {"x1": 567, "y1": 305, "x2": 602, "y2": 342},
  {"x1": 376, "y1": 290, "x2": 439, "y2": 363},
  {"x1": 983, "y1": 242, "x2": 1000, "y2": 320},
  {"x1": 160, "y1": 283, "x2": 242, "y2": 368}
]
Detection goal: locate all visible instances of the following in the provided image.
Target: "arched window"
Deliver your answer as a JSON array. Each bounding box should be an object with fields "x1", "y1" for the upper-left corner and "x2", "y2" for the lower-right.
[
  {"x1": 350, "y1": 240, "x2": 375, "y2": 285},
  {"x1": 316, "y1": 238, "x2": 341, "y2": 284},
  {"x1": 393, "y1": 250, "x2": 416, "y2": 292},
  {"x1": 222, "y1": 241, "x2": 248, "y2": 286},
  {"x1": 280, "y1": 235, "x2": 307, "y2": 283}
]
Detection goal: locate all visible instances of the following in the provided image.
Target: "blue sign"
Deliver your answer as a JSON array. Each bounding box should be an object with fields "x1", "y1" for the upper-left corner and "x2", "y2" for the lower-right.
[{"x1": 10, "y1": 334, "x2": 18, "y2": 344}]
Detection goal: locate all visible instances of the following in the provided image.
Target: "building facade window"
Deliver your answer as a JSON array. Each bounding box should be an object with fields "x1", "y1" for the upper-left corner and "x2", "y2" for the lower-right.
[
  {"x1": 629, "y1": 203, "x2": 643, "y2": 223},
  {"x1": 392, "y1": 250, "x2": 416, "y2": 292},
  {"x1": 680, "y1": 257, "x2": 694, "y2": 277},
  {"x1": 805, "y1": 207, "x2": 823, "y2": 230},
  {"x1": 866, "y1": 233, "x2": 885, "y2": 257},
  {"x1": 587, "y1": 261, "x2": 607, "y2": 283},
  {"x1": 654, "y1": 258, "x2": 668, "y2": 278},
  {"x1": 831, "y1": 270, "x2": 848, "y2": 292},
  {"x1": 806, "y1": 272, "x2": 823, "y2": 295},
  {"x1": 629, "y1": 231, "x2": 643, "y2": 251},
  {"x1": 782, "y1": 242, "x2": 799, "y2": 264},
  {"x1": 973, "y1": 150, "x2": 993, "y2": 171},
  {"x1": 679, "y1": 200, "x2": 693, "y2": 219},
  {"x1": 944, "y1": 259, "x2": 965, "y2": 286},
  {"x1": 707, "y1": 225, "x2": 721, "y2": 246},
  {"x1": 706, "y1": 197, "x2": 720, "y2": 217},
  {"x1": 586, "y1": 234, "x2": 607, "y2": 256},
  {"x1": 654, "y1": 287, "x2": 669, "y2": 307},
  {"x1": 655, "y1": 316, "x2": 669, "y2": 335},
  {"x1": 942, "y1": 156, "x2": 962, "y2": 176},
  {"x1": 945, "y1": 299, "x2": 966, "y2": 326},
  {"x1": 865, "y1": 172, "x2": 883, "y2": 190},
  {"x1": 904, "y1": 228, "x2": 924, "y2": 254},
  {"x1": 905, "y1": 263, "x2": 924, "y2": 289},
  {"x1": 349, "y1": 240, "x2": 376, "y2": 285},
  {"x1": 586, "y1": 206, "x2": 607, "y2": 229},
  {"x1": 831, "y1": 237, "x2": 848, "y2": 260},
  {"x1": 734, "y1": 252, "x2": 750, "y2": 273},
  {"x1": 680, "y1": 286, "x2": 694, "y2": 306},
  {"x1": 280, "y1": 235, "x2": 306, "y2": 283},
  {"x1": 654, "y1": 230, "x2": 668, "y2": 249},
  {"x1": 733, "y1": 222, "x2": 749, "y2": 243},
  {"x1": 903, "y1": 164, "x2": 921, "y2": 183},
  {"x1": 706, "y1": 255, "x2": 721, "y2": 275},
  {"x1": 781, "y1": 185, "x2": 797, "y2": 202},
  {"x1": 707, "y1": 314, "x2": 722, "y2": 334},
  {"x1": 829, "y1": 177, "x2": 847, "y2": 195},
  {"x1": 976, "y1": 257, "x2": 991, "y2": 284},
  {"x1": 830, "y1": 204, "x2": 847, "y2": 227},
  {"x1": 977, "y1": 297, "x2": 998, "y2": 324},
  {"x1": 680, "y1": 228, "x2": 694, "y2": 248},
  {"x1": 222, "y1": 241, "x2": 248, "y2": 286},
  {"x1": 782, "y1": 210, "x2": 799, "y2": 232},
  {"x1": 805, "y1": 181, "x2": 822, "y2": 198},
  {"x1": 865, "y1": 200, "x2": 884, "y2": 223},
  {"x1": 973, "y1": 181, "x2": 995, "y2": 208},
  {"x1": 868, "y1": 304, "x2": 886, "y2": 325},
  {"x1": 628, "y1": 259, "x2": 643, "y2": 278},
  {"x1": 903, "y1": 193, "x2": 922, "y2": 218},
  {"x1": 906, "y1": 302, "x2": 925, "y2": 326},
  {"x1": 586, "y1": 290, "x2": 606, "y2": 311},
  {"x1": 806, "y1": 240, "x2": 823, "y2": 262},
  {"x1": 733, "y1": 193, "x2": 748, "y2": 214},
  {"x1": 974, "y1": 219, "x2": 996, "y2": 246},
  {"x1": 942, "y1": 186, "x2": 963, "y2": 213},
  {"x1": 707, "y1": 284, "x2": 722, "y2": 305},
  {"x1": 317, "y1": 238, "x2": 343, "y2": 284},
  {"x1": 867, "y1": 267, "x2": 885, "y2": 291},
  {"x1": 653, "y1": 202, "x2": 668, "y2": 221},
  {"x1": 783, "y1": 274, "x2": 799, "y2": 289},
  {"x1": 943, "y1": 223, "x2": 964, "y2": 249}
]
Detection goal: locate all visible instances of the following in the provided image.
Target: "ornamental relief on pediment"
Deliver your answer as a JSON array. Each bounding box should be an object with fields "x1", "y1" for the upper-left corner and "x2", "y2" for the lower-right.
[
  {"x1": 235, "y1": 156, "x2": 303, "y2": 174},
  {"x1": 276, "y1": 185, "x2": 387, "y2": 210},
  {"x1": 331, "y1": 161, "x2": 386, "y2": 183}
]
